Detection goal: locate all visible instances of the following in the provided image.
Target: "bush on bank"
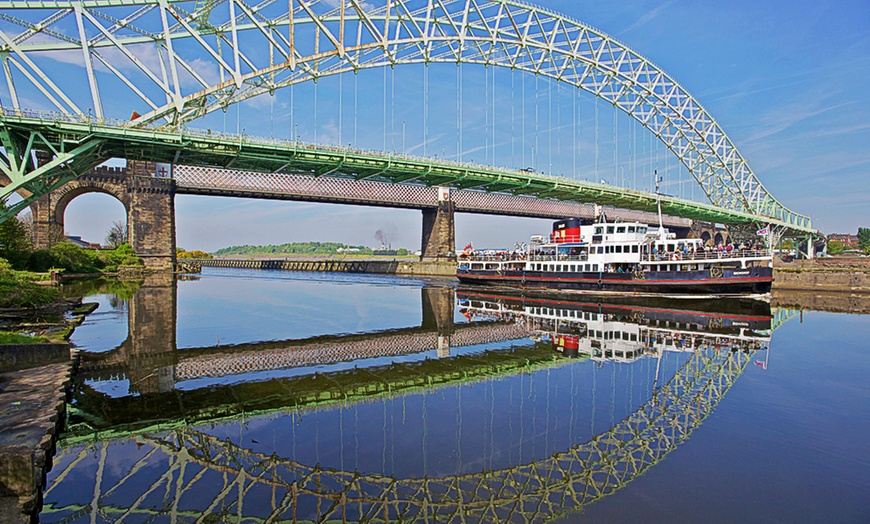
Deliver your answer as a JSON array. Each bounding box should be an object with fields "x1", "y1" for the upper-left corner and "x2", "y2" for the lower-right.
[
  {"x1": 26, "y1": 242, "x2": 143, "y2": 273},
  {"x1": 0, "y1": 258, "x2": 59, "y2": 308}
]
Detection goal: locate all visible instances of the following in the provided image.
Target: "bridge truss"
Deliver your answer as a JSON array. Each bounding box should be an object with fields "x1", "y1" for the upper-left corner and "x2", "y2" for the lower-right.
[
  {"x1": 0, "y1": 0, "x2": 814, "y2": 234},
  {"x1": 45, "y1": 343, "x2": 760, "y2": 523}
]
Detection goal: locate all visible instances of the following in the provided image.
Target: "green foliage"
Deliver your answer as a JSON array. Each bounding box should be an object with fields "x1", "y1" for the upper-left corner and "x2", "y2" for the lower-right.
[
  {"x1": 49, "y1": 242, "x2": 102, "y2": 273},
  {"x1": 177, "y1": 249, "x2": 212, "y2": 259},
  {"x1": 858, "y1": 228, "x2": 870, "y2": 254},
  {"x1": 826, "y1": 239, "x2": 844, "y2": 255},
  {"x1": 780, "y1": 239, "x2": 795, "y2": 250},
  {"x1": 396, "y1": 248, "x2": 409, "y2": 256},
  {"x1": 27, "y1": 249, "x2": 55, "y2": 272},
  {"x1": 0, "y1": 331, "x2": 50, "y2": 344},
  {"x1": 97, "y1": 243, "x2": 142, "y2": 271},
  {"x1": 214, "y1": 241, "x2": 374, "y2": 256},
  {"x1": 0, "y1": 208, "x2": 32, "y2": 270},
  {"x1": 0, "y1": 257, "x2": 60, "y2": 308}
]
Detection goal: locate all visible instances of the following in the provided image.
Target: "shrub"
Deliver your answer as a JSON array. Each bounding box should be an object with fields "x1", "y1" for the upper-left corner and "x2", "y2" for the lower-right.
[
  {"x1": 177, "y1": 249, "x2": 212, "y2": 259},
  {"x1": 98, "y1": 243, "x2": 143, "y2": 271},
  {"x1": 0, "y1": 257, "x2": 59, "y2": 308},
  {"x1": 49, "y1": 242, "x2": 102, "y2": 273},
  {"x1": 27, "y1": 249, "x2": 56, "y2": 272}
]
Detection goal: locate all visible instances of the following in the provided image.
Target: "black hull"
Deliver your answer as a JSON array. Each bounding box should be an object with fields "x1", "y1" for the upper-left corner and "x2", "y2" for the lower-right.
[{"x1": 456, "y1": 267, "x2": 773, "y2": 296}]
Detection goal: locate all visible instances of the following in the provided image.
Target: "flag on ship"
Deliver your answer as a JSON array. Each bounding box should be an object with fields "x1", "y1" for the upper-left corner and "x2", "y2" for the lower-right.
[
  {"x1": 756, "y1": 225, "x2": 770, "y2": 236},
  {"x1": 463, "y1": 242, "x2": 474, "y2": 253}
]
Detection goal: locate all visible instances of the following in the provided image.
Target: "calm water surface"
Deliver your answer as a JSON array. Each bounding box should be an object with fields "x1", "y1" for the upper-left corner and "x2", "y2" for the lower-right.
[{"x1": 42, "y1": 268, "x2": 869, "y2": 523}]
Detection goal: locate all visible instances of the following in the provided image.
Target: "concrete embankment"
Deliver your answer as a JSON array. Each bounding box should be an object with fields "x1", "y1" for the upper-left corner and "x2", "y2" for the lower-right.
[
  {"x1": 184, "y1": 257, "x2": 458, "y2": 277},
  {"x1": 774, "y1": 257, "x2": 870, "y2": 294},
  {"x1": 0, "y1": 346, "x2": 74, "y2": 523},
  {"x1": 0, "y1": 303, "x2": 95, "y2": 523}
]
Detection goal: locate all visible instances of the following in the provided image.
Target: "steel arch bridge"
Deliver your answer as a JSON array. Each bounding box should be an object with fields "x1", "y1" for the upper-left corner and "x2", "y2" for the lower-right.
[{"x1": 0, "y1": 0, "x2": 813, "y2": 234}]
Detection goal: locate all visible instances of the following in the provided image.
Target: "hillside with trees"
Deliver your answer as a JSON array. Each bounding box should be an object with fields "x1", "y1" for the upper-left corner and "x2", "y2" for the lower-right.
[{"x1": 213, "y1": 242, "x2": 409, "y2": 257}]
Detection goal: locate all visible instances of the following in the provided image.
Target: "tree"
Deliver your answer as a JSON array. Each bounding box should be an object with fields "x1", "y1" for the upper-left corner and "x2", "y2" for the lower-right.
[
  {"x1": 105, "y1": 220, "x2": 128, "y2": 248},
  {"x1": 0, "y1": 205, "x2": 33, "y2": 269},
  {"x1": 858, "y1": 228, "x2": 870, "y2": 254},
  {"x1": 827, "y1": 239, "x2": 844, "y2": 255}
]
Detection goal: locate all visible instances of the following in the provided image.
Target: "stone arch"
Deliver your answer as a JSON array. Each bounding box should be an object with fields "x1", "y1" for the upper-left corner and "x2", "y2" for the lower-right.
[
  {"x1": 714, "y1": 232, "x2": 725, "y2": 246},
  {"x1": 48, "y1": 177, "x2": 131, "y2": 245},
  {"x1": 700, "y1": 231, "x2": 712, "y2": 246},
  {"x1": 31, "y1": 161, "x2": 176, "y2": 269}
]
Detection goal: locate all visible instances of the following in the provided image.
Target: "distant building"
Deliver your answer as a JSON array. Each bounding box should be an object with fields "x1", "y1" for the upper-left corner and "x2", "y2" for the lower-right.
[
  {"x1": 829, "y1": 233, "x2": 859, "y2": 247},
  {"x1": 65, "y1": 236, "x2": 101, "y2": 249}
]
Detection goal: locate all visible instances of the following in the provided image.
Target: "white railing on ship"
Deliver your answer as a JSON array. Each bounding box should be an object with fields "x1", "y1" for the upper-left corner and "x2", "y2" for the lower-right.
[{"x1": 641, "y1": 248, "x2": 769, "y2": 263}]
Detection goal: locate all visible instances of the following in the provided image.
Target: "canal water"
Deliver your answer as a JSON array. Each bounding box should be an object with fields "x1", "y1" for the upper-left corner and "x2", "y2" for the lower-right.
[{"x1": 41, "y1": 268, "x2": 868, "y2": 523}]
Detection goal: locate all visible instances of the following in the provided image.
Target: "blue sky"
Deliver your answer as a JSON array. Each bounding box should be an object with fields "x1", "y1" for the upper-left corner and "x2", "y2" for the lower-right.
[{"x1": 41, "y1": 0, "x2": 870, "y2": 251}]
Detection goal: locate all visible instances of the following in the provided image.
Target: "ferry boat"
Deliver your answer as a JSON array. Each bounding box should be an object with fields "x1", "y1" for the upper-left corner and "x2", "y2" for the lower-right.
[{"x1": 457, "y1": 213, "x2": 773, "y2": 296}]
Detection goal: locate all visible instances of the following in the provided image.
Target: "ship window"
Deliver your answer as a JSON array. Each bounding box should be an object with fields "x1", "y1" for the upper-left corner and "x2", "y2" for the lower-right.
[
  {"x1": 617, "y1": 226, "x2": 626, "y2": 233},
  {"x1": 585, "y1": 264, "x2": 590, "y2": 271},
  {"x1": 615, "y1": 246, "x2": 623, "y2": 253},
  {"x1": 628, "y1": 226, "x2": 636, "y2": 233},
  {"x1": 595, "y1": 226, "x2": 603, "y2": 235},
  {"x1": 607, "y1": 226, "x2": 615, "y2": 234}
]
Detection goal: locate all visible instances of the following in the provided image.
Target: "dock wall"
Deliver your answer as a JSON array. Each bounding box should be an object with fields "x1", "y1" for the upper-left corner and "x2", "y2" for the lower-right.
[
  {"x1": 774, "y1": 257, "x2": 870, "y2": 294},
  {"x1": 183, "y1": 258, "x2": 457, "y2": 277}
]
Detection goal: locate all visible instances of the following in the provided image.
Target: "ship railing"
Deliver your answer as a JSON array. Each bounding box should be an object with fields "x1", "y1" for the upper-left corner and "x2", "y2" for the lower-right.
[
  {"x1": 525, "y1": 253, "x2": 589, "y2": 262},
  {"x1": 641, "y1": 248, "x2": 770, "y2": 263},
  {"x1": 550, "y1": 234, "x2": 584, "y2": 243}
]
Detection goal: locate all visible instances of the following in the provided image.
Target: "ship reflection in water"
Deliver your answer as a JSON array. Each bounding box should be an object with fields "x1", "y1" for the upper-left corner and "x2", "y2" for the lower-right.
[
  {"x1": 43, "y1": 275, "x2": 784, "y2": 523},
  {"x1": 458, "y1": 290, "x2": 772, "y2": 365}
]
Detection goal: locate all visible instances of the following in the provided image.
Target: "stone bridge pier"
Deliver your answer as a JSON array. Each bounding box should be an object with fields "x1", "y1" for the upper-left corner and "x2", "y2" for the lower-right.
[
  {"x1": 30, "y1": 161, "x2": 176, "y2": 270},
  {"x1": 109, "y1": 272, "x2": 178, "y2": 395},
  {"x1": 421, "y1": 287, "x2": 456, "y2": 358},
  {"x1": 420, "y1": 187, "x2": 457, "y2": 262}
]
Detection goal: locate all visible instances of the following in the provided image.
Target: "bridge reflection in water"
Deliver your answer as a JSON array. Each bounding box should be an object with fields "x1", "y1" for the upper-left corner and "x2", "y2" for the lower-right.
[{"x1": 44, "y1": 275, "x2": 790, "y2": 523}]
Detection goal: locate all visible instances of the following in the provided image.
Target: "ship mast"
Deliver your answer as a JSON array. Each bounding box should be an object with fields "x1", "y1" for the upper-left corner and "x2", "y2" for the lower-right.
[{"x1": 655, "y1": 170, "x2": 665, "y2": 242}]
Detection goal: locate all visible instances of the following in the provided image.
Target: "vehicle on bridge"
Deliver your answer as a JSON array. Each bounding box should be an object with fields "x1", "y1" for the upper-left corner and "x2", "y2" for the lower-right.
[{"x1": 457, "y1": 215, "x2": 773, "y2": 296}]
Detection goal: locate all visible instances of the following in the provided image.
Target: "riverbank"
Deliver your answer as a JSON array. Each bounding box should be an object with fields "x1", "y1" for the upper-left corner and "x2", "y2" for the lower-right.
[
  {"x1": 0, "y1": 302, "x2": 96, "y2": 523},
  {"x1": 185, "y1": 257, "x2": 458, "y2": 277}
]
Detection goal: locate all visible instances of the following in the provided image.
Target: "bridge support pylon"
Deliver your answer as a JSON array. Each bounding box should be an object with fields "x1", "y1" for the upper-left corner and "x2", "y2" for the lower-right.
[
  {"x1": 421, "y1": 187, "x2": 456, "y2": 262},
  {"x1": 30, "y1": 161, "x2": 176, "y2": 270}
]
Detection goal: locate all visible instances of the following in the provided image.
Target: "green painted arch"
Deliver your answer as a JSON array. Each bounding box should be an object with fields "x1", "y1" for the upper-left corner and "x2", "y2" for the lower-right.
[{"x1": 0, "y1": 0, "x2": 810, "y2": 228}]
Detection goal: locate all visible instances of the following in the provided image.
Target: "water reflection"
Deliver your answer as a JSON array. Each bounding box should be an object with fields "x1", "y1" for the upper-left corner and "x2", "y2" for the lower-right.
[{"x1": 45, "y1": 273, "x2": 787, "y2": 523}]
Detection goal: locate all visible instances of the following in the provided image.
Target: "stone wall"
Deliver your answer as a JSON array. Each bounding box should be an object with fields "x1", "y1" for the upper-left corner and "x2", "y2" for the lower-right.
[
  {"x1": 420, "y1": 202, "x2": 456, "y2": 261},
  {"x1": 30, "y1": 161, "x2": 176, "y2": 271},
  {"x1": 774, "y1": 257, "x2": 870, "y2": 293}
]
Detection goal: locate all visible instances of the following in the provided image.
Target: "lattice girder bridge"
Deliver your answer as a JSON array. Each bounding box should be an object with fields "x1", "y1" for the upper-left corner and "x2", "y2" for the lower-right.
[{"x1": 0, "y1": 0, "x2": 814, "y2": 235}]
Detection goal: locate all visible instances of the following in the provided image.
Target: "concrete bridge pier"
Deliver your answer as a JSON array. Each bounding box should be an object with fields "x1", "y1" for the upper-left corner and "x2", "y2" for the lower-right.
[{"x1": 420, "y1": 187, "x2": 456, "y2": 262}]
